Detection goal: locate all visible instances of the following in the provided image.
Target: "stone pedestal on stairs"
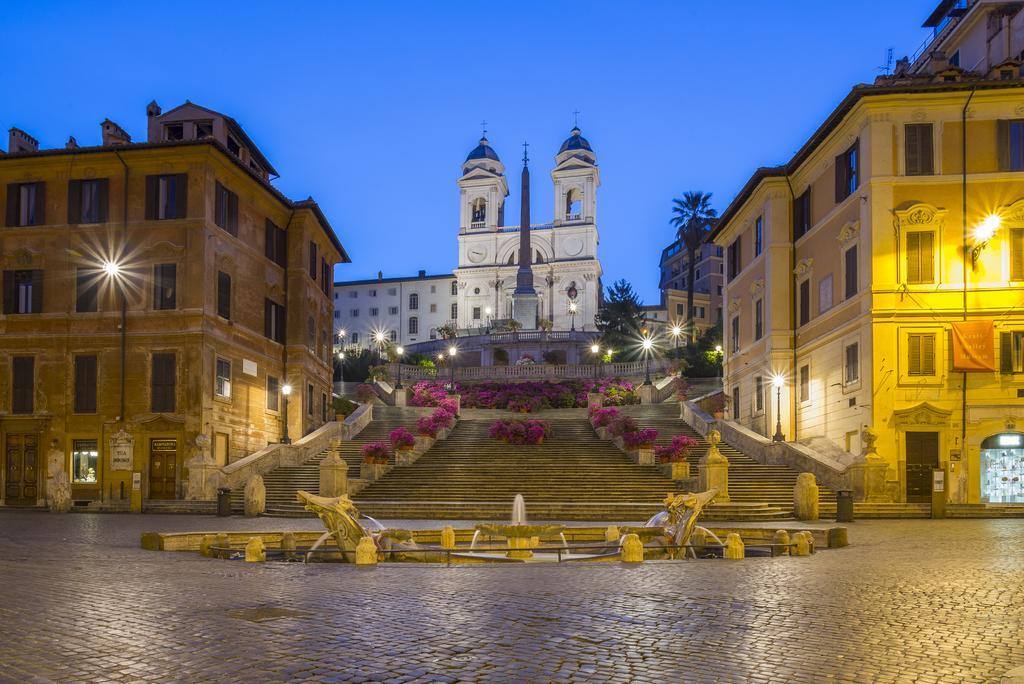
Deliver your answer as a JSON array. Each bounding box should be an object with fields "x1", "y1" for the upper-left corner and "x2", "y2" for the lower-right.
[
  {"x1": 848, "y1": 427, "x2": 892, "y2": 502},
  {"x1": 319, "y1": 438, "x2": 348, "y2": 497},
  {"x1": 697, "y1": 429, "x2": 729, "y2": 502},
  {"x1": 638, "y1": 384, "x2": 656, "y2": 405}
]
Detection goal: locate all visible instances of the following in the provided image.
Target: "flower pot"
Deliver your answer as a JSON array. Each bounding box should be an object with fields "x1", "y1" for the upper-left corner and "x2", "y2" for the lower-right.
[
  {"x1": 596, "y1": 427, "x2": 609, "y2": 440},
  {"x1": 395, "y1": 447, "x2": 415, "y2": 466},
  {"x1": 659, "y1": 461, "x2": 691, "y2": 480},
  {"x1": 636, "y1": 446, "x2": 655, "y2": 465},
  {"x1": 360, "y1": 462, "x2": 388, "y2": 481}
]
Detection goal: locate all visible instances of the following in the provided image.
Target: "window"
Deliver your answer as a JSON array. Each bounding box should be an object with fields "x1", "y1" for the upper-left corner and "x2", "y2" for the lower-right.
[
  {"x1": 998, "y1": 120, "x2": 1024, "y2": 171},
  {"x1": 835, "y1": 140, "x2": 859, "y2": 202},
  {"x1": 409, "y1": 293, "x2": 419, "y2": 310},
  {"x1": 369, "y1": 307, "x2": 379, "y2": 317},
  {"x1": 695, "y1": 268, "x2": 701, "y2": 280},
  {"x1": 12, "y1": 356, "x2": 34, "y2": 414},
  {"x1": 905, "y1": 123, "x2": 934, "y2": 175},
  {"x1": 451, "y1": 302, "x2": 458, "y2": 319},
  {"x1": 844, "y1": 246, "x2": 858, "y2": 299},
  {"x1": 906, "y1": 231, "x2": 935, "y2": 284},
  {"x1": 754, "y1": 299, "x2": 763, "y2": 340},
  {"x1": 845, "y1": 342, "x2": 859, "y2": 384},
  {"x1": 451, "y1": 281, "x2": 458, "y2": 296},
  {"x1": 1011, "y1": 228, "x2": 1023, "y2": 281},
  {"x1": 799, "y1": 365, "x2": 810, "y2": 403},
  {"x1": 71, "y1": 439, "x2": 98, "y2": 484},
  {"x1": 566, "y1": 188, "x2": 582, "y2": 220},
  {"x1": 732, "y1": 386, "x2": 740, "y2": 419},
  {"x1": 389, "y1": 330, "x2": 397, "y2": 342},
  {"x1": 195, "y1": 121, "x2": 213, "y2": 139},
  {"x1": 473, "y1": 306, "x2": 481, "y2": 320},
  {"x1": 153, "y1": 263, "x2": 177, "y2": 310},
  {"x1": 726, "y1": 239, "x2": 741, "y2": 280},
  {"x1": 265, "y1": 220, "x2": 287, "y2": 267},
  {"x1": 216, "y1": 271, "x2": 231, "y2": 319},
  {"x1": 151, "y1": 353, "x2": 176, "y2": 412},
  {"x1": 74, "y1": 355, "x2": 97, "y2": 413},
  {"x1": 68, "y1": 179, "x2": 108, "y2": 224},
  {"x1": 429, "y1": 303, "x2": 437, "y2": 313},
  {"x1": 1001, "y1": 331, "x2": 1024, "y2": 373},
  {"x1": 267, "y1": 375, "x2": 280, "y2": 411},
  {"x1": 907, "y1": 333, "x2": 936, "y2": 376},
  {"x1": 730, "y1": 315, "x2": 740, "y2": 352},
  {"x1": 213, "y1": 358, "x2": 231, "y2": 399},
  {"x1": 819, "y1": 274, "x2": 833, "y2": 314},
  {"x1": 799, "y1": 279, "x2": 810, "y2": 326},
  {"x1": 755, "y1": 376, "x2": 764, "y2": 413},
  {"x1": 145, "y1": 174, "x2": 187, "y2": 220},
  {"x1": 693, "y1": 305, "x2": 705, "y2": 319},
  {"x1": 333, "y1": 311, "x2": 340, "y2": 319},
  {"x1": 754, "y1": 216, "x2": 763, "y2": 256},
  {"x1": 5, "y1": 182, "x2": 45, "y2": 227},
  {"x1": 388, "y1": 287, "x2": 397, "y2": 296},
  {"x1": 75, "y1": 269, "x2": 99, "y2": 312},
  {"x1": 369, "y1": 289, "x2": 377, "y2": 297},
  {"x1": 321, "y1": 392, "x2": 328, "y2": 423},
  {"x1": 349, "y1": 291, "x2": 358, "y2": 298},
  {"x1": 322, "y1": 258, "x2": 330, "y2": 295},
  {"x1": 350, "y1": 332, "x2": 359, "y2": 344},
  {"x1": 409, "y1": 316, "x2": 419, "y2": 334},
  {"x1": 307, "y1": 383, "x2": 314, "y2": 416},
  {"x1": 793, "y1": 188, "x2": 811, "y2": 240},
  {"x1": 676, "y1": 303, "x2": 685, "y2": 316},
  {"x1": 388, "y1": 306, "x2": 398, "y2": 315},
  {"x1": 214, "y1": 182, "x2": 238, "y2": 236},
  {"x1": 309, "y1": 241, "x2": 317, "y2": 281},
  {"x1": 2, "y1": 269, "x2": 42, "y2": 314},
  {"x1": 430, "y1": 285, "x2": 436, "y2": 294},
  {"x1": 351, "y1": 309, "x2": 359, "y2": 317},
  {"x1": 164, "y1": 123, "x2": 184, "y2": 141},
  {"x1": 264, "y1": 299, "x2": 286, "y2": 343},
  {"x1": 471, "y1": 197, "x2": 487, "y2": 224}
]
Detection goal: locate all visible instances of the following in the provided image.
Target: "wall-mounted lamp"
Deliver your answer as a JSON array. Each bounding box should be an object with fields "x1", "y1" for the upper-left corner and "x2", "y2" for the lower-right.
[{"x1": 970, "y1": 214, "x2": 1001, "y2": 267}]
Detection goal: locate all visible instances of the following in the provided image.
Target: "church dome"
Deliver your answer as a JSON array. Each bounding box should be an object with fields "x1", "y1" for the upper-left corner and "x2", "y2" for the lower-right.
[
  {"x1": 466, "y1": 137, "x2": 500, "y2": 162},
  {"x1": 559, "y1": 127, "x2": 592, "y2": 153}
]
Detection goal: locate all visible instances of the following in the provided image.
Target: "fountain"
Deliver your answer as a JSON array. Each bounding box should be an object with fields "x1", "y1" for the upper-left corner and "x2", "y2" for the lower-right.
[
  {"x1": 637, "y1": 489, "x2": 722, "y2": 558},
  {"x1": 471, "y1": 494, "x2": 568, "y2": 560}
]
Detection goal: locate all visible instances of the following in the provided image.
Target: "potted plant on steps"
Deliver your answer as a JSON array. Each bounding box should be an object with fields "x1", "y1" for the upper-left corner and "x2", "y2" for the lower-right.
[
  {"x1": 389, "y1": 427, "x2": 417, "y2": 465},
  {"x1": 656, "y1": 435, "x2": 699, "y2": 480},
  {"x1": 360, "y1": 442, "x2": 391, "y2": 481},
  {"x1": 588, "y1": 406, "x2": 619, "y2": 440},
  {"x1": 622, "y1": 428, "x2": 660, "y2": 465}
]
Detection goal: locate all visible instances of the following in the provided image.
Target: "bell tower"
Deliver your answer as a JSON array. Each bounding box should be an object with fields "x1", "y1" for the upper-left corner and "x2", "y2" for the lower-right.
[
  {"x1": 457, "y1": 133, "x2": 508, "y2": 232},
  {"x1": 551, "y1": 126, "x2": 599, "y2": 226}
]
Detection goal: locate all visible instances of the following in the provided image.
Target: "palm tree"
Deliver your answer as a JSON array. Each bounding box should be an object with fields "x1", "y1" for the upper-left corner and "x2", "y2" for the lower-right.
[{"x1": 670, "y1": 192, "x2": 717, "y2": 343}]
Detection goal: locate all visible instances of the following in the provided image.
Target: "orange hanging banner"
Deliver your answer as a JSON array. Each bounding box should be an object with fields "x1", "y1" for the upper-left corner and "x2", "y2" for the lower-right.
[{"x1": 951, "y1": 320, "x2": 996, "y2": 371}]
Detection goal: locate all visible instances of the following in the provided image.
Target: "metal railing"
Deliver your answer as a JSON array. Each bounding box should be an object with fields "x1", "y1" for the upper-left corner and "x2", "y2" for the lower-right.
[{"x1": 386, "y1": 359, "x2": 670, "y2": 382}]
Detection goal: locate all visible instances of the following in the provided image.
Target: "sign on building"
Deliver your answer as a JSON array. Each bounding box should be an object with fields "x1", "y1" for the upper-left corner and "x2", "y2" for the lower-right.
[{"x1": 109, "y1": 429, "x2": 134, "y2": 471}]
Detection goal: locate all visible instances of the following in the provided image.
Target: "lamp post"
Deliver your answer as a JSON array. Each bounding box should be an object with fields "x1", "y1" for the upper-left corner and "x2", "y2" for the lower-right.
[
  {"x1": 590, "y1": 343, "x2": 601, "y2": 380},
  {"x1": 102, "y1": 261, "x2": 127, "y2": 421},
  {"x1": 772, "y1": 374, "x2": 785, "y2": 442},
  {"x1": 338, "y1": 351, "x2": 345, "y2": 386},
  {"x1": 281, "y1": 383, "x2": 293, "y2": 444},
  {"x1": 447, "y1": 346, "x2": 457, "y2": 395},
  {"x1": 641, "y1": 336, "x2": 654, "y2": 386},
  {"x1": 395, "y1": 346, "x2": 404, "y2": 389},
  {"x1": 715, "y1": 344, "x2": 724, "y2": 382},
  {"x1": 373, "y1": 330, "x2": 386, "y2": 366},
  {"x1": 569, "y1": 301, "x2": 578, "y2": 331}
]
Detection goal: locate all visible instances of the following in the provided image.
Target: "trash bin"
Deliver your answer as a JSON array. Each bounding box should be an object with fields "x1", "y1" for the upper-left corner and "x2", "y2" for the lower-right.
[
  {"x1": 217, "y1": 487, "x2": 232, "y2": 517},
  {"x1": 835, "y1": 489, "x2": 854, "y2": 523}
]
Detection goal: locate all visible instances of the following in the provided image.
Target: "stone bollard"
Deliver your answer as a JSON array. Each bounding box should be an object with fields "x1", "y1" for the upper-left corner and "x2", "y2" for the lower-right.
[
  {"x1": 793, "y1": 472, "x2": 820, "y2": 520},
  {"x1": 800, "y1": 530, "x2": 816, "y2": 554},
  {"x1": 637, "y1": 446, "x2": 655, "y2": 465},
  {"x1": 319, "y1": 439, "x2": 349, "y2": 497},
  {"x1": 723, "y1": 533, "x2": 745, "y2": 560},
  {"x1": 214, "y1": 533, "x2": 231, "y2": 559},
  {"x1": 355, "y1": 536, "x2": 378, "y2": 565},
  {"x1": 245, "y1": 537, "x2": 266, "y2": 562},
  {"x1": 697, "y1": 430, "x2": 730, "y2": 502},
  {"x1": 394, "y1": 387, "x2": 408, "y2": 407},
  {"x1": 827, "y1": 527, "x2": 848, "y2": 548},
  {"x1": 620, "y1": 533, "x2": 644, "y2": 563},
  {"x1": 244, "y1": 475, "x2": 265, "y2": 517},
  {"x1": 604, "y1": 525, "x2": 620, "y2": 543},
  {"x1": 771, "y1": 529, "x2": 790, "y2": 556},
  {"x1": 440, "y1": 525, "x2": 456, "y2": 550},
  {"x1": 199, "y1": 534, "x2": 216, "y2": 558},
  {"x1": 638, "y1": 384, "x2": 657, "y2": 405},
  {"x1": 280, "y1": 532, "x2": 297, "y2": 560},
  {"x1": 793, "y1": 531, "x2": 811, "y2": 556}
]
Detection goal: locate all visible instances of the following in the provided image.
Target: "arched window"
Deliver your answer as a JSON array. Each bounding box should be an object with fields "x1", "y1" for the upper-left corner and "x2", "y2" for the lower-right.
[
  {"x1": 408, "y1": 293, "x2": 418, "y2": 310},
  {"x1": 409, "y1": 316, "x2": 419, "y2": 334},
  {"x1": 507, "y1": 253, "x2": 515, "y2": 265},
  {"x1": 471, "y1": 198, "x2": 487, "y2": 225},
  {"x1": 565, "y1": 188, "x2": 582, "y2": 221},
  {"x1": 450, "y1": 281, "x2": 458, "y2": 295},
  {"x1": 535, "y1": 250, "x2": 544, "y2": 264}
]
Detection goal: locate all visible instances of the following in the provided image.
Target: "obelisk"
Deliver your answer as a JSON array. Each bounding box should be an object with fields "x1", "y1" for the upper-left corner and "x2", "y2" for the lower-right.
[{"x1": 512, "y1": 142, "x2": 539, "y2": 330}]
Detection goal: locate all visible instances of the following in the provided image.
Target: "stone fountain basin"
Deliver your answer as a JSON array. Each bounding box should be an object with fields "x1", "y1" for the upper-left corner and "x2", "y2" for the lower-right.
[
  {"x1": 473, "y1": 524, "x2": 566, "y2": 539},
  {"x1": 619, "y1": 527, "x2": 669, "y2": 543}
]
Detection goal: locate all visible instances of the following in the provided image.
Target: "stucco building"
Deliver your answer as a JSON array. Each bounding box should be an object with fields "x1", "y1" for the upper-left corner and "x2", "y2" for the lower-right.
[
  {"x1": 710, "y1": 0, "x2": 1024, "y2": 505},
  {"x1": 658, "y1": 238, "x2": 723, "y2": 337},
  {"x1": 0, "y1": 101, "x2": 348, "y2": 508}
]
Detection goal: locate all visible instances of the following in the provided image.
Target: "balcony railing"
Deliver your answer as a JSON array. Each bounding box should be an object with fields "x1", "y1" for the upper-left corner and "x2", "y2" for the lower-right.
[{"x1": 387, "y1": 359, "x2": 670, "y2": 382}]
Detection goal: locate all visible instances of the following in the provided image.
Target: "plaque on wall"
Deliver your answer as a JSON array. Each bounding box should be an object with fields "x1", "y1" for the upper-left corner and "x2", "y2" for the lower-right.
[
  {"x1": 109, "y1": 429, "x2": 134, "y2": 471},
  {"x1": 242, "y1": 359, "x2": 257, "y2": 376}
]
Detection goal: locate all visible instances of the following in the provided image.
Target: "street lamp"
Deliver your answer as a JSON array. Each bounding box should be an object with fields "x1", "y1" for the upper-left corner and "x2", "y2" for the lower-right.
[
  {"x1": 447, "y1": 345, "x2": 457, "y2": 394},
  {"x1": 569, "y1": 301, "x2": 578, "y2": 331},
  {"x1": 590, "y1": 343, "x2": 601, "y2": 380},
  {"x1": 395, "y1": 346, "x2": 405, "y2": 389},
  {"x1": 281, "y1": 383, "x2": 293, "y2": 444},
  {"x1": 971, "y1": 214, "x2": 1001, "y2": 267},
  {"x1": 337, "y1": 351, "x2": 345, "y2": 386},
  {"x1": 641, "y1": 335, "x2": 654, "y2": 386},
  {"x1": 373, "y1": 330, "x2": 387, "y2": 365},
  {"x1": 102, "y1": 260, "x2": 127, "y2": 421},
  {"x1": 484, "y1": 306, "x2": 492, "y2": 334},
  {"x1": 714, "y1": 344, "x2": 724, "y2": 381},
  {"x1": 772, "y1": 374, "x2": 785, "y2": 442}
]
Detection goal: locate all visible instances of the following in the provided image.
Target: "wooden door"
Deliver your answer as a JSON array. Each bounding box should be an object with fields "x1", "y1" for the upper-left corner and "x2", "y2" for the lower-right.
[
  {"x1": 905, "y1": 431, "x2": 939, "y2": 502},
  {"x1": 4, "y1": 434, "x2": 39, "y2": 505},
  {"x1": 148, "y1": 438, "x2": 178, "y2": 500}
]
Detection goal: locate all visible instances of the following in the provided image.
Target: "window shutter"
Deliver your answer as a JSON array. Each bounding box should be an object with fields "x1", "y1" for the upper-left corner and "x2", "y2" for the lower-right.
[
  {"x1": 97, "y1": 178, "x2": 109, "y2": 223},
  {"x1": 905, "y1": 125, "x2": 920, "y2": 174},
  {"x1": 906, "y1": 233, "x2": 920, "y2": 283},
  {"x1": 845, "y1": 246, "x2": 857, "y2": 298},
  {"x1": 33, "y1": 182, "x2": 45, "y2": 225},
  {"x1": 228, "y1": 190, "x2": 238, "y2": 236},
  {"x1": 1001, "y1": 332, "x2": 1013, "y2": 374},
  {"x1": 264, "y1": 221, "x2": 273, "y2": 259},
  {"x1": 1011, "y1": 229, "x2": 1024, "y2": 281},
  {"x1": 75, "y1": 355, "x2": 97, "y2": 413},
  {"x1": 908, "y1": 335, "x2": 921, "y2": 374},
  {"x1": 997, "y1": 120, "x2": 1010, "y2": 171},
  {"x1": 214, "y1": 182, "x2": 225, "y2": 227},
  {"x1": 264, "y1": 299, "x2": 272, "y2": 338},
  {"x1": 5, "y1": 184, "x2": 18, "y2": 226},
  {"x1": 921, "y1": 232, "x2": 934, "y2": 282},
  {"x1": 2, "y1": 270, "x2": 14, "y2": 314},
  {"x1": 834, "y1": 154, "x2": 844, "y2": 203},
  {"x1": 853, "y1": 140, "x2": 860, "y2": 190},
  {"x1": 31, "y1": 269, "x2": 42, "y2": 313},
  {"x1": 217, "y1": 271, "x2": 231, "y2": 319},
  {"x1": 174, "y1": 173, "x2": 188, "y2": 219},
  {"x1": 920, "y1": 126, "x2": 934, "y2": 174},
  {"x1": 145, "y1": 175, "x2": 158, "y2": 220},
  {"x1": 799, "y1": 279, "x2": 810, "y2": 325},
  {"x1": 922, "y1": 334, "x2": 935, "y2": 375},
  {"x1": 276, "y1": 225, "x2": 287, "y2": 267},
  {"x1": 67, "y1": 180, "x2": 82, "y2": 224},
  {"x1": 12, "y1": 357, "x2": 34, "y2": 413}
]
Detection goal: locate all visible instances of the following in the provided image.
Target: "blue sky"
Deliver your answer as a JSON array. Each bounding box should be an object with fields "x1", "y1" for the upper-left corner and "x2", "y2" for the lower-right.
[{"x1": 1, "y1": 1, "x2": 935, "y2": 303}]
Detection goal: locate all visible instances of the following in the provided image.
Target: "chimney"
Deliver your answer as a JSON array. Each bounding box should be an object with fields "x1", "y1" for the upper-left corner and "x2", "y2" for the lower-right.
[
  {"x1": 100, "y1": 119, "x2": 131, "y2": 146},
  {"x1": 418, "y1": 270, "x2": 426, "y2": 278},
  {"x1": 8, "y1": 127, "x2": 39, "y2": 154},
  {"x1": 929, "y1": 50, "x2": 950, "y2": 74},
  {"x1": 146, "y1": 100, "x2": 162, "y2": 142},
  {"x1": 65, "y1": 136, "x2": 79, "y2": 150}
]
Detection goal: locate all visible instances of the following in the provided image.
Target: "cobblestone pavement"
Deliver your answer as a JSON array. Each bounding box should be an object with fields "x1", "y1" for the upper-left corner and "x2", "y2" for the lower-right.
[{"x1": 0, "y1": 512, "x2": 1022, "y2": 683}]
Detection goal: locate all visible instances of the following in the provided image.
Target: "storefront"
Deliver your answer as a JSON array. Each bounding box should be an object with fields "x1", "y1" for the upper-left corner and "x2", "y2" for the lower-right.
[{"x1": 980, "y1": 432, "x2": 1024, "y2": 504}]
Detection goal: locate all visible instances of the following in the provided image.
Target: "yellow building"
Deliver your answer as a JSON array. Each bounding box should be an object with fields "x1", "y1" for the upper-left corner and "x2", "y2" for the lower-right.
[
  {"x1": 710, "y1": 1, "x2": 1024, "y2": 505},
  {"x1": 0, "y1": 101, "x2": 348, "y2": 508}
]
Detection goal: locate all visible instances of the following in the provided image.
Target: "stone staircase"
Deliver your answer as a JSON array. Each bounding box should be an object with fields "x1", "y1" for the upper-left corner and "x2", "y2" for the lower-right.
[{"x1": 231, "y1": 407, "x2": 427, "y2": 516}]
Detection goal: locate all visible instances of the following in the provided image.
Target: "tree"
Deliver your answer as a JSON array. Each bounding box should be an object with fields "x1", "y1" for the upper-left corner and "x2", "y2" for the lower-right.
[
  {"x1": 670, "y1": 192, "x2": 717, "y2": 343},
  {"x1": 681, "y1": 321, "x2": 723, "y2": 378},
  {"x1": 595, "y1": 279, "x2": 644, "y2": 360}
]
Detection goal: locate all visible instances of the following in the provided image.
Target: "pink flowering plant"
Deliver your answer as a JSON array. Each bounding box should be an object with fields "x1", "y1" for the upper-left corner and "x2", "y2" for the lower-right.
[
  {"x1": 488, "y1": 418, "x2": 552, "y2": 445},
  {"x1": 355, "y1": 383, "x2": 378, "y2": 403},
  {"x1": 622, "y1": 428, "x2": 660, "y2": 449},
  {"x1": 607, "y1": 415, "x2": 639, "y2": 438},
  {"x1": 389, "y1": 427, "x2": 416, "y2": 451},
  {"x1": 416, "y1": 408, "x2": 455, "y2": 437},
  {"x1": 360, "y1": 441, "x2": 391, "y2": 465},
  {"x1": 408, "y1": 379, "x2": 639, "y2": 410},
  {"x1": 589, "y1": 406, "x2": 620, "y2": 428},
  {"x1": 655, "y1": 435, "x2": 699, "y2": 463}
]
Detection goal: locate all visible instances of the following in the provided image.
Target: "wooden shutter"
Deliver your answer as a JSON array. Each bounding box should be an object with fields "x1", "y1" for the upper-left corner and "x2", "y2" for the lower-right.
[
  {"x1": 309, "y1": 241, "x2": 317, "y2": 280},
  {"x1": 845, "y1": 246, "x2": 857, "y2": 298},
  {"x1": 174, "y1": 173, "x2": 188, "y2": 219},
  {"x1": 214, "y1": 182, "x2": 225, "y2": 228},
  {"x1": 30, "y1": 269, "x2": 42, "y2": 313},
  {"x1": 217, "y1": 271, "x2": 231, "y2": 319},
  {"x1": 74, "y1": 355, "x2": 97, "y2": 413},
  {"x1": 32, "y1": 182, "x2": 45, "y2": 225},
  {"x1": 264, "y1": 221, "x2": 274, "y2": 259},
  {"x1": 5, "y1": 184, "x2": 18, "y2": 227},
  {"x1": 276, "y1": 304, "x2": 286, "y2": 343},
  {"x1": 264, "y1": 299, "x2": 273, "y2": 338},
  {"x1": 67, "y1": 180, "x2": 82, "y2": 224},
  {"x1": 922, "y1": 334, "x2": 935, "y2": 375},
  {"x1": 835, "y1": 153, "x2": 844, "y2": 203},
  {"x1": 997, "y1": 120, "x2": 1010, "y2": 171},
  {"x1": 799, "y1": 279, "x2": 810, "y2": 325},
  {"x1": 2, "y1": 270, "x2": 14, "y2": 314},
  {"x1": 151, "y1": 353, "x2": 176, "y2": 413},
  {"x1": 1001, "y1": 332, "x2": 1014, "y2": 374},
  {"x1": 97, "y1": 178, "x2": 109, "y2": 223},
  {"x1": 12, "y1": 357, "x2": 34, "y2": 413},
  {"x1": 906, "y1": 124, "x2": 934, "y2": 175},
  {"x1": 920, "y1": 232, "x2": 934, "y2": 282},
  {"x1": 908, "y1": 334, "x2": 921, "y2": 375},
  {"x1": 1011, "y1": 229, "x2": 1024, "y2": 281},
  {"x1": 227, "y1": 189, "x2": 238, "y2": 236},
  {"x1": 145, "y1": 175, "x2": 158, "y2": 220}
]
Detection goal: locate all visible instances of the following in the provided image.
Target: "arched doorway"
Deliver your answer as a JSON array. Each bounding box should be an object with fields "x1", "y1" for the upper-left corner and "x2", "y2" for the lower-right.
[{"x1": 980, "y1": 432, "x2": 1024, "y2": 503}]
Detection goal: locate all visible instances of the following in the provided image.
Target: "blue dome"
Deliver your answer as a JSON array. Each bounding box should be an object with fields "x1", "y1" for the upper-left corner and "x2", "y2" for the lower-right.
[
  {"x1": 559, "y1": 127, "x2": 593, "y2": 154},
  {"x1": 466, "y1": 137, "x2": 500, "y2": 162}
]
